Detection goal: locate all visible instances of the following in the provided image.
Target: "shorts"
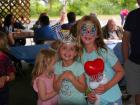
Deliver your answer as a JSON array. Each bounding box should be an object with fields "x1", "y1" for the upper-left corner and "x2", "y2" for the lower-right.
[{"x1": 124, "y1": 59, "x2": 140, "y2": 95}]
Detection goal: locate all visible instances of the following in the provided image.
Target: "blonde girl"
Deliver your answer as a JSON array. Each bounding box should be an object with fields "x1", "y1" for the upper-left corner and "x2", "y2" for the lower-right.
[
  {"x1": 76, "y1": 15, "x2": 124, "y2": 105},
  {"x1": 53, "y1": 34, "x2": 87, "y2": 105},
  {"x1": 32, "y1": 49, "x2": 58, "y2": 105}
]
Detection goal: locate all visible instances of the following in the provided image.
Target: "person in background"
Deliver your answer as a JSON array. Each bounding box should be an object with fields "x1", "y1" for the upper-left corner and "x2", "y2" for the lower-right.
[
  {"x1": 51, "y1": 11, "x2": 66, "y2": 39},
  {"x1": 32, "y1": 49, "x2": 58, "y2": 105},
  {"x1": 102, "y1": 18, "x2": 123, "y2": 40},
  {"x1": 76, "y1": 15, "x2": 124, "y2": 105},
  {"x1": 69, "y1": 21, "x2": 78, "y2": 38},
  {"x1": 33, "y1": 12, "x2": 48, "y2": 30},
  {"x1": 54, "y1": 34, "x2": 87, "y2": 105},
  {"x1": 34, "y1": 15, "x2": 58, "y2": 44},
  {"x1": 122, "y1": 0, "x2": 140, "y2": 105},
  {"x1": 0, "y1": 31, "x2": 16, "y2": 105},
  {"x1": 120, "y1": 9, "x2": 129, "y2": 26},
  {"x1": 61, "y1": 11, "x2": 76, "y2": 30},
  {"x1": 3, "y1": 14, "x2": 26, "y2": 46}
]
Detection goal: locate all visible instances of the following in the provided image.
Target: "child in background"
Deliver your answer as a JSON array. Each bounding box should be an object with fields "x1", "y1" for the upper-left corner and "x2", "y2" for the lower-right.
[
  {"x1": 0, "y1": 31, "x2": 15, "y2": 105},
  {"x1": 32, "y1": 49, "x2": 58, "y2": 105},
  {"x1": 54, "y1": 34, "x2": 87, "y2": 105},
  {"x1": 76, "y1": 15, "x2": 124, "y2": 105}
]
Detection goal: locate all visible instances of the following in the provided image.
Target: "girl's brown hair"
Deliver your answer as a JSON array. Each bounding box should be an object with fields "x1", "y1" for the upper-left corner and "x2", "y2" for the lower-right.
[
  {"x1": 76, "y1": 15, "x2": 106, "y2": 51},
  {"x1": 32, "y1": 49, "x2": 56, "y2": 81}
]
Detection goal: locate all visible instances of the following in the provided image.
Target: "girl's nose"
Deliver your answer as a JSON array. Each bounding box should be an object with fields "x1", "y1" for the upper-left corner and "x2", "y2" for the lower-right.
[{"x1": 87, "y1": 29, "x2": 90, "y2": 33}]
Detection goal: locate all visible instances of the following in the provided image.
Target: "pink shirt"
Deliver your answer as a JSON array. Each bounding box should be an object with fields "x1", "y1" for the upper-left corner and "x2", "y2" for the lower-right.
[{"x1": 33, "y1": 74, "x2": 58, "y2": 105}]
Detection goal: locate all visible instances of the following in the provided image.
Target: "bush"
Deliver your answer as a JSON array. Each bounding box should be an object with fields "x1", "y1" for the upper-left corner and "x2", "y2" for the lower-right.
[{"x1": 30, "y1": 0, "x2": 137, "y2": 17}]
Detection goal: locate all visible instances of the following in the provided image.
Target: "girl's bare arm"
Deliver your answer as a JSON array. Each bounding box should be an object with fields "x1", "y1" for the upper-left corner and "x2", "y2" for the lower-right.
[
  {"x1": 64, "y1": 71, "x2": 86, "y2": 92},
  {"x1": 95, "y1": 61, "x2": 124, "y2": 94},
  {"x1": 37, "y1": 79, "x2": 57, "y2": 101},
  {"x1": 53, "y1": 74, "x2": 64, "y2": 92}
]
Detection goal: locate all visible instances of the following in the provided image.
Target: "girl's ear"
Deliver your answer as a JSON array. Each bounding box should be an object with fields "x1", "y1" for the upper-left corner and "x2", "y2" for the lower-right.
[
  {"x1": 95, "y1": 35, "x2": 99, "y2": 38},
  {"x1": 74, "y1": 49, "x2": 78, "y2": 58},
  {"x1": 74, "y1": 52, "x2": 77, "y2": 57},
  {"x1": 43, "y1": 59, "x2": 48, "y2": 68}
]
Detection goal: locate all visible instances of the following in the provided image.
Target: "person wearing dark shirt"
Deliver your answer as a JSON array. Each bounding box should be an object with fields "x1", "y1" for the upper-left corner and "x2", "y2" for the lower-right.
[
  {"x1": 32, "y1": 12, "x2": 48, "y2": 30},
  {"x1": 61, "y1": 12, "x2": 76, "y2": 30},
  {"x1": 122, "y1": 0, "x2": 140, "y2": 105},
  {"x1": 0, "y1": 31, "x2": 15, "y2": 105}
]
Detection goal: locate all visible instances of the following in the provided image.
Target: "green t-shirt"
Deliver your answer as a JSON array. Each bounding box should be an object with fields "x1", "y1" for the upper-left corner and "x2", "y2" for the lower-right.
[
  {"x1": 55, "y1": 61, "x2": 87, "y2": 105},
  {"x1": 81, "y1": 48, "x2": 122, "y2": 103}
]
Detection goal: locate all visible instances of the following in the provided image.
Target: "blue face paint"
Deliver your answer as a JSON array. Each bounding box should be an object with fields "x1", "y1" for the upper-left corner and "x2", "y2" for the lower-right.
[{"x1": 81, "y1": 21, "x2": 97, "y2": 36}]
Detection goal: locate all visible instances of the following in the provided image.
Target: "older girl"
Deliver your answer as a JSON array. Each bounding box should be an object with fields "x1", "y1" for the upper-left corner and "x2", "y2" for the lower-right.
[{"x1": 77, "y1": 15, "x2": 124, "y2": 105}]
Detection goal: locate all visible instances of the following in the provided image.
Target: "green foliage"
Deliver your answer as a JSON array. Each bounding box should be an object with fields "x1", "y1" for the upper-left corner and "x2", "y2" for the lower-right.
[
  {"x1": 30, "y1": 0, "x2": 137, "y2": 17},
  {"x1": 30, "y1": 0, "x2": 62, "y2": 17},
  {"x1": 47, "y1": 2, "x2": 62, "y2": 16}
]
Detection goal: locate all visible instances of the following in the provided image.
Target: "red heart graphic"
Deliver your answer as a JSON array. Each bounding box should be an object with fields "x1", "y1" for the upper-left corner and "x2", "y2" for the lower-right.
[{"x1": 84, "y1": 58, "x2": 104, "y2": 76}]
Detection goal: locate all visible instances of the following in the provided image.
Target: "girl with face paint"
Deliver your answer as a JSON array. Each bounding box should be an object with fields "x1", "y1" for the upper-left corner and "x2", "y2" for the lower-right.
[{"x1": 77, "y1": 15, "x2": 124, "y2": 105}]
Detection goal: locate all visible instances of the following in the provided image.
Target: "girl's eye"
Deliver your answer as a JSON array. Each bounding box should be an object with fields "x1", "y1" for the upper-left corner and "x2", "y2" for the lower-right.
[
  {"x1": 61, "y1": 46, "x2": 67, "y2": 50},
  {"x1": 70, "y1": 47, "x2": 75, "y2": 51},
  {"x1": 81, "y1": 25, "x2": 87, "y2": 35},
  {"x1": 91, "y1": 26, "x2": 96, "y2": 35}
]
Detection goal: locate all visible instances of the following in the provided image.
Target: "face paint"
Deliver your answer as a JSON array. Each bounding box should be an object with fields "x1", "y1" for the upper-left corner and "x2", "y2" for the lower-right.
[{"x1": 81, "y1": 21, "x2": 97, "y2": 36}]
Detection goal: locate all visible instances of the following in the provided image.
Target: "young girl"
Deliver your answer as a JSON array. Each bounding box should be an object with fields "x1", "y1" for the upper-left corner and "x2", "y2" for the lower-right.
[
  {"x1": 32, "y1": 49, "x2": 58, "y2": 105},
  {"x1": 76, "y1": 15, "x2": 124, "y2": 105},
  {"x1": 0, "y1": 31, "x2": 15, "y2": 105},
  {"x1": 54, "y1": 34, "x2": 87, "y2": 105}
]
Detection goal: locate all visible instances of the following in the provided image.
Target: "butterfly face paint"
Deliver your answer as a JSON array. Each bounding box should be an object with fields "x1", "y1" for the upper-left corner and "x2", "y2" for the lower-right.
[{"x1": 81, "y1": 21, "x2": 97, "y2": 36}]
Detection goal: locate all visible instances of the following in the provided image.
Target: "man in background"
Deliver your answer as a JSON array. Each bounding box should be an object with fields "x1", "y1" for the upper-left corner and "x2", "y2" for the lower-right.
[
  {"x1": 102, "y1": 18, "x2": 123, "y2": 40},
  {"x1": 122, "y1": 0, "x2": 140, "y2": 105},
  {"x1": 61, "y1": 11, "x2": 76, "y2": 30}
]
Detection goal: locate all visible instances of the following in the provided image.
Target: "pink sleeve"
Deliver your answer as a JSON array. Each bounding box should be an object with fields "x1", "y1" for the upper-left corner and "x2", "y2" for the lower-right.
[
  {"x1": 33, "y1": 76, "x2": 45, "y2": 92},
  {"x1": 33, "y1": 78, "x2": 39, "y2": 92}
]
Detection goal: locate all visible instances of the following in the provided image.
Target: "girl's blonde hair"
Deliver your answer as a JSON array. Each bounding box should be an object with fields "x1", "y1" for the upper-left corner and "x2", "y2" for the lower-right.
[
  {"x1": 32, "y1": 48, "x2": 56, "y2": 81},
  {"x1": 76, "y1": 15, "x2": 106, "y2": 51},
  {"x1": 0, "y1": 31, "x2": 9, "y2": 52}
]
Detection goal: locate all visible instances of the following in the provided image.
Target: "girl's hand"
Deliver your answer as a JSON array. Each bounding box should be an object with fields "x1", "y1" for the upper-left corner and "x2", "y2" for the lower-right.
[
  {"x1": 94, "y1": 84, "x2": 108, "y2": 94},
  {"x1": 87, "y1": 92, "x2": 97, "y2": 103},
  {"x1": 0, "y1": 76, "x2": 6, "y2": 88},
  {"x1": 63, "y1": 71, "x2": 75, "y2": 81}
]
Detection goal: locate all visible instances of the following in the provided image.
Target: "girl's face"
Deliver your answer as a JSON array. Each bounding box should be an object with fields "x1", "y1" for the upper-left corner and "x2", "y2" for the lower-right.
[
  {"x1": 80, "y1": 21, "x2": 97, "y2": 45},
  {"x1": 81, "y1": 35, "x2": 95, "y2": 45},
  {"x1": 59, "y1": 43, "x2": 77, "y2": 62},
  {"x1": 47, "y1": 57, "x2": 56, "y2": 73}
]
